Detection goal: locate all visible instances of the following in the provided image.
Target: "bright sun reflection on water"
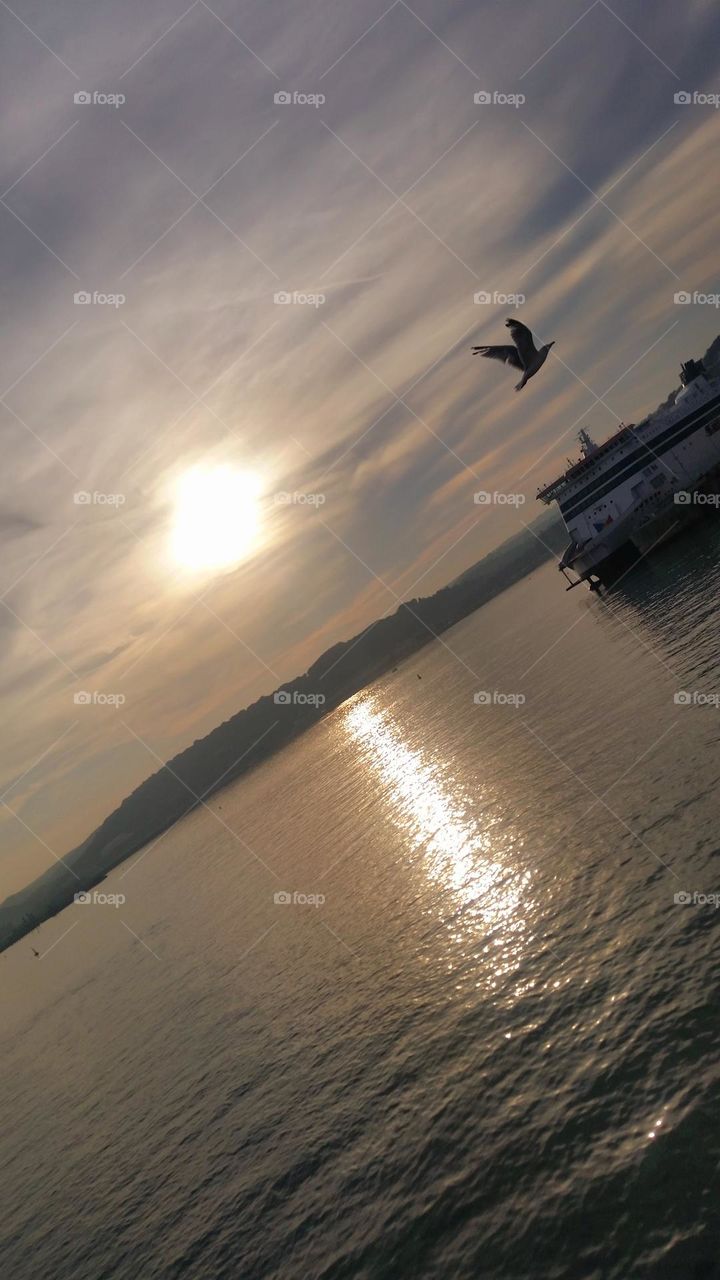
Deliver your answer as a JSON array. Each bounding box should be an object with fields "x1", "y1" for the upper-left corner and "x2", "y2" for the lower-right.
[{"x1": 344, "y1": 696, "x2": 535, "y2": 980}]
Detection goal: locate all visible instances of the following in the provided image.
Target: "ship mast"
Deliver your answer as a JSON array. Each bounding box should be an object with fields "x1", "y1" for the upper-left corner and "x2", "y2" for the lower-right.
[{"x1": 577, "y1": 428, "x2": 598, "y2": 459}]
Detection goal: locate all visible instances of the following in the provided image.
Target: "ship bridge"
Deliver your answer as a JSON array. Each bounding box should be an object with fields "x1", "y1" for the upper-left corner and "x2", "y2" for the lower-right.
[{"x1": 536, "y1": 422, "x2": 634, "y2": 503}]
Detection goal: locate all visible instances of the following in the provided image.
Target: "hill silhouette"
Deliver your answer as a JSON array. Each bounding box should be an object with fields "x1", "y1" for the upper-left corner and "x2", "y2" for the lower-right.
[{"x1": 0, "y1": 511, "x2": 567, "y2": 951}]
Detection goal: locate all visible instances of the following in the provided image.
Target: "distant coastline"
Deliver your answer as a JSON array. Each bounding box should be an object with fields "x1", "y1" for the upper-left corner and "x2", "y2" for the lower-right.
[{"x1": 1, "y1": 511, "x2": 569, "y2": 952}]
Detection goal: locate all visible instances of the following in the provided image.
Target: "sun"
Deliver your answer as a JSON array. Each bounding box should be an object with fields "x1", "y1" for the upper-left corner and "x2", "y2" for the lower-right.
[{"x1": 170, "y1": 465, "x2": 262, "y2": 572}]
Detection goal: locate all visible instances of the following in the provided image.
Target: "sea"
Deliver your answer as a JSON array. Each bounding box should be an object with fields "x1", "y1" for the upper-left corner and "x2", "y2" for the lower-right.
[{"x1": 2, "y1": 522, "x2": 720, "y2": 1280}]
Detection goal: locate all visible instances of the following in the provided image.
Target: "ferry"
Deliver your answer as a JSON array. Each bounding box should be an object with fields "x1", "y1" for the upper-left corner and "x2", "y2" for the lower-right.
[{"x1": 536, "y1": 359, "x2": 720, "y2": 589}]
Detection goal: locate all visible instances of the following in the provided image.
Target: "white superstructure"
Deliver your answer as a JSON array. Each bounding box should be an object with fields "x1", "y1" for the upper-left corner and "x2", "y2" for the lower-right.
[{"x1": 537, "y1": 360, "x2": 720, "y2": 587}]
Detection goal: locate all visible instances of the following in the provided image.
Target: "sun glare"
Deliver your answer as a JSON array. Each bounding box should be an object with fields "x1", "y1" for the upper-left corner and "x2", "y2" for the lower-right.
[{"x1": 170, "y1": 465, "x2": 262, "y2": 572}]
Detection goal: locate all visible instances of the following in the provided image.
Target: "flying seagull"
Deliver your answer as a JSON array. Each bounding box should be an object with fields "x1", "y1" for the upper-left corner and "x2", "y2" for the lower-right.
[{"x1": 472, "y1": 318, "x2": 555, "y2": 391}]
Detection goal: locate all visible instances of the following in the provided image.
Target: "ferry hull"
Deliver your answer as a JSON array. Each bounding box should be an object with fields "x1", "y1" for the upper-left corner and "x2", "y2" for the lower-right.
[{"x1": 561, "y1": 466, "x2": 720, "y2": 586}]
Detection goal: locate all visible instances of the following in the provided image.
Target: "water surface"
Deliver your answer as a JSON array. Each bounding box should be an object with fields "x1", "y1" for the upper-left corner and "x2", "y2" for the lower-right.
[{"x1": 2, "y1": 528, "x2": 720, "y2": 1279}]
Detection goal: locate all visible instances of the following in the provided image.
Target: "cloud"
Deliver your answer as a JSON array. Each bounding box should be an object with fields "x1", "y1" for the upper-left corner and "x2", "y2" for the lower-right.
[
  {"x1": 0, "y1": 509, "x2": 42, "y2": 537},
  {"x1": 1, "y1": 0, "x2": 720, "y2": 893}
]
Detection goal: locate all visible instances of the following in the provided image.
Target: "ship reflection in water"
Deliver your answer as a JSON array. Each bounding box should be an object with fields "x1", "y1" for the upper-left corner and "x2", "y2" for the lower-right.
[{"x1": 344, "y1": 695, "x2": 536, "y2": 988}]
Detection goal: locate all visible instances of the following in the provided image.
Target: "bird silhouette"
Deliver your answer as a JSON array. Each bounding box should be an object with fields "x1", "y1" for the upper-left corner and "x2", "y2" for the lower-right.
[{"x1": 472, "y1": 318, "x2": 555, "y2": 391}]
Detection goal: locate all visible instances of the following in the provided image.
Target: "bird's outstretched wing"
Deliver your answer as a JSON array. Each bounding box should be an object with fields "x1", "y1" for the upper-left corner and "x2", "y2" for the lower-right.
[
  {"x1": 505, "y1": 318, "x2": 537, "y2": 368},
  {"x1": 472, "y1": 344, "x2": 523, "y2": 370}
]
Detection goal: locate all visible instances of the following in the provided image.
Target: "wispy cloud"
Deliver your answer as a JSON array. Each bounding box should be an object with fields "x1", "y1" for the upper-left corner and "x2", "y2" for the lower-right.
[{"x1": 1, "y1": 0, "x2": 719, "y2": 892}]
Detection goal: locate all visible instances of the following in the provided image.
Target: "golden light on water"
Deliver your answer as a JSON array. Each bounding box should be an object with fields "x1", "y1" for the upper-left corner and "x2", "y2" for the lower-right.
[
  {"x1": 170, "y1": 465, "x2": 262, "y2": 573},
  {"x1": 344, "y1": 697, "x2": 534, "y2": 966}
]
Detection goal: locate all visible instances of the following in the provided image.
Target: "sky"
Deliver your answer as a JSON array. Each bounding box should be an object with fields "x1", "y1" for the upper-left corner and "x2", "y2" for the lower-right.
[{"x1": 1, "y1": 0, "x2": 720, "y2": 896}]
